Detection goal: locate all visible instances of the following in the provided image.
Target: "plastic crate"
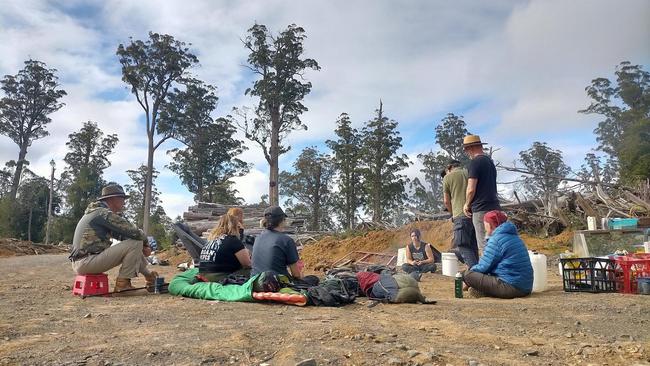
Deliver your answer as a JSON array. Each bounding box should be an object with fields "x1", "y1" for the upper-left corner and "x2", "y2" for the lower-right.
[
  {"x1": 561, "y1": 257, "x2": 618, "y2": 293},
  {"x1": 612, "y1": 255, "x2": 650, "y2": 294},
  {"x1": 608, "y1": 218, "x2": 638, "y2": 230}
]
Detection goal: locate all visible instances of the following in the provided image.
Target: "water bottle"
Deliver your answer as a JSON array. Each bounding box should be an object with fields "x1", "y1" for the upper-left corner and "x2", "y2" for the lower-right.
[
  {"x1": 154, "y1": 277, "x2": 165, "y2": 294},
  {"x1": 454, "y1": 272, "x2": 463, "y2": 298}
]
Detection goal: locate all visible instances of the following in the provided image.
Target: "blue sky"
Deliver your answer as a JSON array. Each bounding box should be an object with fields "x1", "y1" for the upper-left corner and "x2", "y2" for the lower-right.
[{"x1": 0, "y1": 0, "x2": 648, "y2": 218}]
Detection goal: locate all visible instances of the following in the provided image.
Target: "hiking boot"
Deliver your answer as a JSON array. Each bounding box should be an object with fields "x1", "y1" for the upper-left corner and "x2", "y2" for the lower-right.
[
  {"x1": 467, "y1": 287, "x2": 485, "y2": 298},
  {"x1": 114, "y1": 278, "x2": 136, "y2": 294},
  {"x1": 144, "y1": 271, "x2": 159, "y2": 293}
]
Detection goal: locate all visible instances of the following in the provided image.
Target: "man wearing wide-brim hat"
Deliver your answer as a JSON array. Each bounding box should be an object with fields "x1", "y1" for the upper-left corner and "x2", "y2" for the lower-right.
[
  {"x1": 69, "y1": 183, "x2": 158, "y2": 294},
  {"x1": 462, "y1": 135, "x2": 501, "y2": 253}
]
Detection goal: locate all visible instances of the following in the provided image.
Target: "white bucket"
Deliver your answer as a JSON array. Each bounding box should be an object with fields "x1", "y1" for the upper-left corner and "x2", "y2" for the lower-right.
[
  {"x1": 587, "y1": 216, "x2": 597, "y2": 230},
  {"x1": 644, "y1": 241, "x2": 650, "y2": 254},
  {"x1": 441, "y1": 252, "x2": 459, "y2": 277},
  {"x1": 529, "y1": 251, "x2": 548, "y2": 292},
  {"x1": 396, "y1": 248, "x2": 407, "y2": 267}
]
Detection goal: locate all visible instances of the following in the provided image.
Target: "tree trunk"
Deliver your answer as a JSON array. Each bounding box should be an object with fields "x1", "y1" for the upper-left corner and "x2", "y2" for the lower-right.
[
  {"x1": 143, "y1": 139, "x2": 155, "y2": 234},
  {"x1": 9, "y1": 145, "x2": 28, "y2": 201},
  {"x1": 27, "y1": 206, "x2": 33, "y2": 242},
  {"x1": 45, "y1": 162, "x2": 55, "y2": 245},
  {"x1": 269, "y1": 109, "x2": 280, "y2": 206}
]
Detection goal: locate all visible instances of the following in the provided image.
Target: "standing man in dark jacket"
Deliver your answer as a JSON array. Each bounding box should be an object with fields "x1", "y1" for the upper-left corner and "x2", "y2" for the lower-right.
[
  {"x1": 462, "y1": 135, "x2": 501, "y2": 253},
  {"x1": 69, "y1": 184, "x2": 157, "y2": 293}
]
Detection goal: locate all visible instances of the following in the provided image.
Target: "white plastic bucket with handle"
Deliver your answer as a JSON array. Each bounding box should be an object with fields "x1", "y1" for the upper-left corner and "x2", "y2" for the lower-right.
[
  {"x1": 396, "y1": 248, "x2": 407, "y2": 266},
  {"x1": 441, "y1": 252, "x2": 459, "y2": 277}
]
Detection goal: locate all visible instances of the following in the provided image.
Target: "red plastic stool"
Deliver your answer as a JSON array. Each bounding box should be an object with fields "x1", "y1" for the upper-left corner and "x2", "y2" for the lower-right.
[{"x1": 72, "y1": 274, "x2": 110, "y2": 298}]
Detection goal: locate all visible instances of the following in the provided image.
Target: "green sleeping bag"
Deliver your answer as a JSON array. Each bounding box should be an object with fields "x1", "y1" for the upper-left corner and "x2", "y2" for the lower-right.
[{"x1": 168, "y1": 268, "x2": 256, "y2": 302}]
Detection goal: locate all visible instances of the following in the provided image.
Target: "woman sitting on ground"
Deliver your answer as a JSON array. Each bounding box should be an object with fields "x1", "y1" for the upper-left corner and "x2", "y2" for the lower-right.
[
  {"x1": 463, "y1": 210, "x2": 533, "y2": 299},
  {"x1": 251, "y1": 206, "x2": 303, "y2": 280},
  {"x1": 198, "y1": 213, "x2": 251, "y2": 282}
]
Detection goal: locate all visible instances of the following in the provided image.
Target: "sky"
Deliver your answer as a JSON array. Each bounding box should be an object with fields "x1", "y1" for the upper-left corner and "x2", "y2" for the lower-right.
[{"x1": 0, "y1": 0, "x2": 649, "y2": 219}]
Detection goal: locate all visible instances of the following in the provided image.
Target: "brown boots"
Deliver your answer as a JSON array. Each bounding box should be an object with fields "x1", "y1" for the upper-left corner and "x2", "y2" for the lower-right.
[
  {"x1": 144, "y1": 271, "x2": 159, "y2": 293},
  {"x1": 114, "y1": 278, "x2": 136, "y2": 294}
]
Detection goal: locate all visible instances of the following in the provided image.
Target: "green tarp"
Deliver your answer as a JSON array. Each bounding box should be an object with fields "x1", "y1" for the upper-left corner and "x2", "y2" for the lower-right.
[{"x1": 168, "y1": 268, "x2": 256, "y2": 302}]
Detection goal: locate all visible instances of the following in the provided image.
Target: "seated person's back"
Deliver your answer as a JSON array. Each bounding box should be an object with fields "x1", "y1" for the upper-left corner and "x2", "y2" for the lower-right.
[
  {"x1": 251, "y1": 206, "x2": 302, "y2": 278},
  {"x1": 199, "y1": 214, "x2": 251, "y2": 279}
]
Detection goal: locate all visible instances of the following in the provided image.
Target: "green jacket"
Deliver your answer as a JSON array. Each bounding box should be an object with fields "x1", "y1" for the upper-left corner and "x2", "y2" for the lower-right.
[{"x1": 69, "y1": 201, "x2": 144, "y2": 260}]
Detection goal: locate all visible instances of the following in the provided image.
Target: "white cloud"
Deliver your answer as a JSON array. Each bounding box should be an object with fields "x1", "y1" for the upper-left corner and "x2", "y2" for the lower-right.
[{"x1": 0, "y1": 0, "x2": 647, "y2": 219}]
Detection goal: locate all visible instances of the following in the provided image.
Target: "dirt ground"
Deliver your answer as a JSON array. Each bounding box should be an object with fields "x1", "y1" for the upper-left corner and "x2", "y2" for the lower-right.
[{"x1": 1, "y1": 254, "x2": 649, "y2": 366}]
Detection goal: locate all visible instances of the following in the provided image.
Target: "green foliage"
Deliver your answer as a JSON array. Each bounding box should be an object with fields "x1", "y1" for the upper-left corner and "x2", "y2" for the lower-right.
[
  {"x1": 518, "y1": 142, "x2": 571, "y2": 205},
  {"x1": 580, "y1": 61, "x2": 650, "y2": 183},
  {"x1": 117, "y1": 32, "x2": 199, "y2": 233},
  {"x1": 326, "y1": 113, "x2": 363, "y2": 229},
  {"x1": 435, "y1": 113, "x2": 471, "y2": 164},
  {"x1": 280, "y1": 147, "x2": 335, "y2": 231},
  {"x1": 408, "y1": 177, "x2": 438, "y2": 212},
  {"x1": 12, "y1": 178, "x2": 61, "y2": 242},
  {"x1": 124, "y1": 165, "x2": 173, "y2": 247},
  {"x1": 62, "y1": 121, "x2": 118, "y2": 220},
  {"x1": 0, "y1": 59, "x2": 66, "y2": 200},
  {"x1": 578, "y1": 152, "x2": 618, "y2": 193},
  {"x1": 239, "y1": 23, "x2": 320, "y2": 206},
  {"x1": 414, "y1": 113, "x2": 471, "y2": 212},
  {"x1": 359, "y1": 102, "x2": 410, "y2": 222},
  {"x1": 161, "y1": 79, "x2": 249, "y2": 203}
]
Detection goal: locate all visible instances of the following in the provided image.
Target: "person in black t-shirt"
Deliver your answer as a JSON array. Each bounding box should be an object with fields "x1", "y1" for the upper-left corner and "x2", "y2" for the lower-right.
[
  {"x1": 462, "y1": 135, "x2": 501, "y2": 253},
  {"x1": 251, "y1": 206, "x2": 303, "y2": 279},
  {"x1": 198, "y1": 214, "x2": 251, "y2": 282}
]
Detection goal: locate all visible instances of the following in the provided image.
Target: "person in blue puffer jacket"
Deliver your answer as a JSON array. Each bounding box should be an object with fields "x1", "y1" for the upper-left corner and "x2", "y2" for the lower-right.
[{"x1": 463, "y1": 210, "x2": 533, "y2": 298}]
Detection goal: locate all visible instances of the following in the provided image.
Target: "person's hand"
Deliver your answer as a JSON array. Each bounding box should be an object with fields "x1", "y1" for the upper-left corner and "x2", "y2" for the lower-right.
[
  {"x1": 463, "y1": 203, "x2": 472, "y2": 218},
  {"x1": 143, "y1": 245, "x2": 152, "y2": 257}
]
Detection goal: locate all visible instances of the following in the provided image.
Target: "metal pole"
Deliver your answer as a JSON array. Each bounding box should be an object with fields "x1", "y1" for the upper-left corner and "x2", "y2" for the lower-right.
[{"x1": 45, "y1": 159, "x2": 55, "y2": 245}]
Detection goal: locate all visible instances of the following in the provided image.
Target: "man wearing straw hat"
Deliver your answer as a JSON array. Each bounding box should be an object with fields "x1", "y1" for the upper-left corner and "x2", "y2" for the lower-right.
[
  {"x1": 462, "y1": 135, "x2": 501, "y2": 253},
  {"x1": 69, "y1": 183, "x2": 158, "y2": 293}
]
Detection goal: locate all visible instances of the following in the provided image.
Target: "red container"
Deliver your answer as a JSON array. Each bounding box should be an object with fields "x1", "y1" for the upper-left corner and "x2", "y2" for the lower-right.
[{"x1": 613, "y1": 256, "x2": 650, "y2": 294}]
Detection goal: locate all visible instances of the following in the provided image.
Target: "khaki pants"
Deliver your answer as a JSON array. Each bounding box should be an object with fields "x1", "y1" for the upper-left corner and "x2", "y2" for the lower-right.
[
  {"x1": 472, "y1": 210, "x2": 488, "y2": 254},
  {"x1": 72, "y1": 239, "x2": 150, "y2": 279}
]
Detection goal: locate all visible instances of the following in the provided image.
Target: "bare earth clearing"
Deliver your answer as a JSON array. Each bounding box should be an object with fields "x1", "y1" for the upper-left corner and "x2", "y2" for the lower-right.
[{"x1": 0, "y1": 254, "x2": 648, "y2": 366}]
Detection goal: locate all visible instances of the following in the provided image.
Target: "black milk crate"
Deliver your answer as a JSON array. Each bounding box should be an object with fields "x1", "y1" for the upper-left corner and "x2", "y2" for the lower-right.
[{"x1": 561, "y1": 257, "x2": 618, "y2": 293}]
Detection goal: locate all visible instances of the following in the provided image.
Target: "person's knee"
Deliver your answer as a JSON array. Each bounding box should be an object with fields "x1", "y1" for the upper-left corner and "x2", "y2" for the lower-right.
[
  {"x1": 402, "y1": 264, "x2": 414, "y2": 273},
  {"x1": 122, "y1": 239, "x2": 143, "y2": 250}
]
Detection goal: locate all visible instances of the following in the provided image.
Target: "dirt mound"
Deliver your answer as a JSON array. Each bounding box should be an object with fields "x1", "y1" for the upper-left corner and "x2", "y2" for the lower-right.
[
  {"x1": 301, "y1": 221, "x2": 454, "y2": 270},
  {"x1": 301, "y1": 221, "x2": 575, "y2": 270},
  {"x1": 0, "y1": 238, "x2": 69, "y2": 257}
]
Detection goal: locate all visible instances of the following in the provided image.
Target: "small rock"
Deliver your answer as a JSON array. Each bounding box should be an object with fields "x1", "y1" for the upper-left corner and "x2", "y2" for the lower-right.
[
  {"x1": 137, "y1": 319, "x2": 142, "y2": 323},
  {"x1": 388, "y1": 358, "x2": 404, "y2": 365},
  {"x1": 565, "y1": 332, "x2": 573, "y2": 338},
  {"x1": 351, "y1": 334, "x2": 362, "y2": 341},
  {"x1": 574, "y1": 321, "x2": 581, "y2": 326},
  {"x1": 525, "y1": 350, "x2": 539, "y2": 357},
  {"x1": 395, "y1": 344, "x2": 408, "y2": 351},
  {"x1": 364, "y1": 333, "x2": 375, "y2": 339},
  {"x1": 494, "y1": 345, "x2": 501, "y2": 350},
  {"x1": 260, "y1": 364, "x2": 270, "y2": 366},
  {"x1": 418, "y1": 326, "x2": 426, "y2": 331},
  {"x1": 407, "y1": 350, "x2": 420, "y2": 358},
  {"x1": 468, "y1": 361, "x2": 479, "y2": 366},
  {"x1": 389, "y1": 333, "x2": 398, "y2": 338},
  {"x1": 3, "y1": 336, "x2": 9, "y2": 341},
  {"x1": 276, "y1": 311, "x2": 283, "y2": 315},
  {"x1": 426, "y1": 352, "x2": 438, "y2": 360},
  {"x1": 295, "y1": 358, "x2": 317, "y2": 366},
  {"x1": 619, "y1": 334, "x2": 634, "y2": 341},
  {"x1": 83, "y1": 313, "x2": 92, "y2": 319}
]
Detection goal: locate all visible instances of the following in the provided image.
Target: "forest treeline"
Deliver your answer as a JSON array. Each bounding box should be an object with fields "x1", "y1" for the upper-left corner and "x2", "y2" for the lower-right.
[{"x1": 0, "y1": 24, "x2": 648, "y2": 243}]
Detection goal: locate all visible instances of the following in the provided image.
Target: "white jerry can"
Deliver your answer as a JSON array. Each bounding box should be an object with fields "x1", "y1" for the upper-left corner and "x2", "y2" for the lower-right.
[{"x1": 529, "y1": 251, "x2": 548, "y2": 292}]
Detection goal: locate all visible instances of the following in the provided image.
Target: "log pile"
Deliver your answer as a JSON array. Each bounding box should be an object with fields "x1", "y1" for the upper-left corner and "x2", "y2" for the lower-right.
[{"x1": 181, "y1": 202, "x2": 330, "y2": 244}]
